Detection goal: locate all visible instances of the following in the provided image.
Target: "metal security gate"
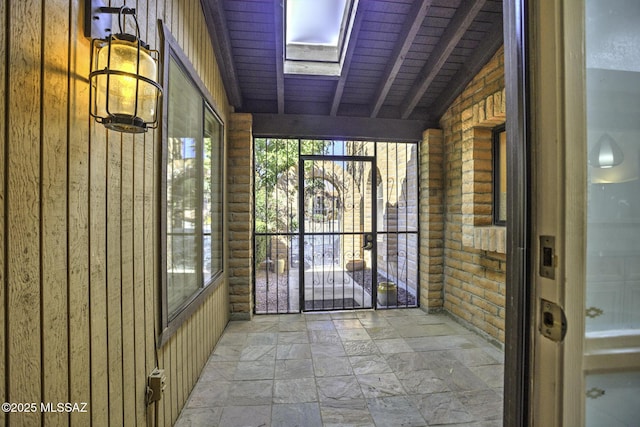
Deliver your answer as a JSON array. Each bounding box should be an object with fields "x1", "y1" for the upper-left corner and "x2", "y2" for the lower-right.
[
  {"x1": 300, "y1": 156, "x2": 375, "y2": 311},
  {"x1": 254, "y1": 139, "x2": 419, "y2": 314}
]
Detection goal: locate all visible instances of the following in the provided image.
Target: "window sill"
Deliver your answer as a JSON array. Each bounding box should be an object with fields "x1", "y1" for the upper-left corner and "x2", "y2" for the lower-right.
[
  {"x1": 470, "y1": 225, "x2": 507, "y2": 254},
  {"x1": 158, "y1": 273, "x2": 225, "y2": 348}
]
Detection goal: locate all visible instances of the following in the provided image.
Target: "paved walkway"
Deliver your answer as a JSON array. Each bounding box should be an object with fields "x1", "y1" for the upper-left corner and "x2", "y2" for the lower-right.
[{"x1": 175, "y1": 309, "x2": 504, "y2": 426}]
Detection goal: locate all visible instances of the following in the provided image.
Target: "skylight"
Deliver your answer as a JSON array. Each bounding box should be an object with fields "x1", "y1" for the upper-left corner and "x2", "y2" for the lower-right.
[
  {"x1": 284, "y1": 0, "x2": 358, "y2": 76},
  {"x1": 286, "y1": 0, "x2": 346, "y2": 46}
]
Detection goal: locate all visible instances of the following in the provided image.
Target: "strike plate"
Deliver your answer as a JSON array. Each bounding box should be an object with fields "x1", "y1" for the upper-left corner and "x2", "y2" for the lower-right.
[
  {"x1": 539, "y1": 235, "x2": 557, "y2": 279},
  {"x1": 539, "y1": 299, "x2": 567, "y2": 342}
]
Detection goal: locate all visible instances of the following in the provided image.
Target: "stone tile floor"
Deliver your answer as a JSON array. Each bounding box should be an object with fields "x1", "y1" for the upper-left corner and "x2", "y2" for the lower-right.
[{"x1": 175, "y1": 309, "x2": 504, "y2": 427}]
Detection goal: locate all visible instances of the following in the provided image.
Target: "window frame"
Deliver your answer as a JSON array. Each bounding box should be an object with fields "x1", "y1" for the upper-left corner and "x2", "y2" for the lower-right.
[
  {"x1": 492, "y1": 124, "x2": 507, "y2": 226},
  {"x1": 159, "y1": 24, "x2": 225, "y2": 345}
]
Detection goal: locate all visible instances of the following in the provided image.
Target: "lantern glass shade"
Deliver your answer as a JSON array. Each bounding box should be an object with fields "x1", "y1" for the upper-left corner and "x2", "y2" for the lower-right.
[
  {"x1": 90, "y1": 36, "x2": 161, "y2": 133},
  {"x1": 589, "y1": 133, "x2": 624, "y2": 169}
]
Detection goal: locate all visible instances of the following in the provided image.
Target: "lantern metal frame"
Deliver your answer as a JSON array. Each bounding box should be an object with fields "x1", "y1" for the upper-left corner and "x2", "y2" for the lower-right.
[{"x1": 87, "y1": 3, "x2": 162, "y2": 133}]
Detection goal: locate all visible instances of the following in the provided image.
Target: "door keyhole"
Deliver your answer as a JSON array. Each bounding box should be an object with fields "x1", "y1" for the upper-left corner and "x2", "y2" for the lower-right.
[{"x1": 543, "y1": 311, "x2": 554, "y2": 327}]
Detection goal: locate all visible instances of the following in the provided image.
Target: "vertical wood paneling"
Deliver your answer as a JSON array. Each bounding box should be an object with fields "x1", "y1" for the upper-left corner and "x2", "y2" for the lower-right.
[
  {"x1": 181, "y1": 319, "x2": 187, "y2": 408},
  {"x1": 160, "y1": 339, "x2": 170, "y2": 426},
  {"x1": 176, "y1": 324, "x2": 184, "y2": 413},
  {"x1": 133, "y1": 136, "x2": 146, "y2": 427},
  {"x1": 90, "y1": 131, "x2": 109, "y2": 426},
  {"x1": 185, "y1": 312, "x2": 191, "y2": 402},
  {"x1": 180, "y1": 0, "x2": 186, "y2": 55},
  {"x1": 3, "y1": 1, "x2": 231, "y2": 426},
  {"x1": 149, "y1": 0, "x2": 166, "y2": 423},
  {"x1": 143, "y1": 128, "x2": 156, "y2": 421},
  {"x1": 41, "y1": 1, "x2": 70, "y2": 426},
  {"x1": 170, "y1": 335, "x2": 178, "y2": 424},
  {"x1": 173, "y1": 0, "x2": 180, "y2": 49},
  {"x1": 7, "y1": 1, "x2": 42, "y2": 426},
  {"x1": 132, "y1": 6, "x2": 148, "y2": 426},
  {"x1": 106, "y1": 134, "x2": 124, "y2": 426},
  {"x1": 142, "y1": 87, "x2": 156, "y2": 412},
  {"x1": 186, "y1": 314, "x2": 192, "y2": 404},
  {"x1": 184, "y1": 315, "x2": 191, "y2": 402},
  {"x1": 121, "y1": 134, "x2": 135, "y2": 426},
  {"x1": 118, "y1": 3, "x2": 138, "y2": 424},
  {"x1": 199, "y1": 0, "x2": 212, "y2": 372},
  {"x1": 190, "y1": 0, "x2": 196, "y2": 72},
  {"x1": 67, "y1": 2, "x2": 91, "y2": 426},
  {"x1": 0, "y1": 0, "x2": 7, "y2": 419}
]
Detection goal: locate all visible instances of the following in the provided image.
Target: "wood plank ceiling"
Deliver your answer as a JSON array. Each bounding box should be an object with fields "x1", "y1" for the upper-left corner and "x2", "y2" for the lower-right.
[{"x1": 201, "y1": 0, "x2": 503, "y2": 139}]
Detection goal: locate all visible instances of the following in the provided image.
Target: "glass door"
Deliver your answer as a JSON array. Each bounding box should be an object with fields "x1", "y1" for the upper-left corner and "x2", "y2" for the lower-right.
[
  {"x1": 582, "y1": 1, "x2": 640, "y2": 424},
  {"x1": 531, "y1": 1, "x2": 640, "y2": 425}
]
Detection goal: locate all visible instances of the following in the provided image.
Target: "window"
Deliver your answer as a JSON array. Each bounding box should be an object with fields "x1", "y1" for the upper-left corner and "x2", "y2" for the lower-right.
[
  {"x1": 493, "y1": 125, "x2": 507, "y2": 225},
  {"x1": 160, "y1": 26, "x2": 224, "y2": 338}
]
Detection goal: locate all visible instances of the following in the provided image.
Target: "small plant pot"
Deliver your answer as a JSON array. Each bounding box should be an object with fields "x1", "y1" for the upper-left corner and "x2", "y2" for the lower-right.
[
  {"x1": 377, "y1": 282, "x2": 397, "y2": 306},
  {"x1": 346, "y1": 259, "x2": 366, "y2": 271}
]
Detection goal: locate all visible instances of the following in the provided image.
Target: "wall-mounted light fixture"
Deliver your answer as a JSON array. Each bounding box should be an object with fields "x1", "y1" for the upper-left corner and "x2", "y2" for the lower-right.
[
  {"x1": 589, "y1": 133, "x2": 624, "y2": 169},
  {"x1": 85, "y1": 1, "x2": 162, "y2": 133}
]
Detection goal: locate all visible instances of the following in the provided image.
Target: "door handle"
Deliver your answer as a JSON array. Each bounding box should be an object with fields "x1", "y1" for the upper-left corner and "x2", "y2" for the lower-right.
[{"x1": 362, "y1": 234, "x2": 374, "y2": 250}]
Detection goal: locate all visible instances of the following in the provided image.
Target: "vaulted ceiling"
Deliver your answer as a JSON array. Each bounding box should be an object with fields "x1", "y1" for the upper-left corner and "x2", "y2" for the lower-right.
[{"x1": 201, "y1": 0, "x2": 503, "y2": 139}]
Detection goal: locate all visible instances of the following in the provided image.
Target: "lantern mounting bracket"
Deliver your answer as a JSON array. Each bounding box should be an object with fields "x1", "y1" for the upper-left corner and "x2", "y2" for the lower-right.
[{"x1": 84, "y1": 0, "x2": 137, "y2": 39}]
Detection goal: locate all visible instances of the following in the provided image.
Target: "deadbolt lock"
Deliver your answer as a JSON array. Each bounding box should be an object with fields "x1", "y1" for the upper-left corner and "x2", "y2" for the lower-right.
[
  {"x1": 539, "y1": 236, "x2": 557, "y2": 279},
  {"x1": 539, "y1": 299, "x2": 567, "y2": 342}
]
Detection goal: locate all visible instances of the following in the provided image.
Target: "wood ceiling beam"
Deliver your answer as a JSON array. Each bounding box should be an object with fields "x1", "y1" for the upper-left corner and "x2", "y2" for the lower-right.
[
  {"x1": 330, "y1": 1, "x2": 367, "y2": 116},
  {"x1": 430, "y1": 19, "x2": 503, "y2": 120},
  {"x1": 274, "y1": 0, "x2": 285, "y2": 114},
  {"x1": 369, "y1": 0, "x2": 433, "y2": 118},
  {"x1": 252, "y1": 113, "x2": 427, "y2": 142},
  {"x1": 200, "y1": 0, "x2": 243, "y2": 108},
  {"x1": 400, "y1": 0, "x2": 486, "y2": 119}
]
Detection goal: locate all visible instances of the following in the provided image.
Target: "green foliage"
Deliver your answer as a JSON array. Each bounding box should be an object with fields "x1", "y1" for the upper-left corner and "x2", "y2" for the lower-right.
[{"x1": 254, "y1": 138, "x2": 330, "y2": 234}]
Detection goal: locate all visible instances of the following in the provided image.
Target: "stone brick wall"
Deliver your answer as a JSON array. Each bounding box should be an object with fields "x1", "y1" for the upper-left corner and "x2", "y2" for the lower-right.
[
  {"x1": 437, "y1": 46, "x2": 507, "y2": 344},
  {"x1": 228, "y1": 113, "x2": 254, "y2": 319},
  {"x1": 419, "y1": 129, "x2": 445, "y2": 311},
  {"x1": 374, "y1": 144, "x2": 419, "y2": 293}
]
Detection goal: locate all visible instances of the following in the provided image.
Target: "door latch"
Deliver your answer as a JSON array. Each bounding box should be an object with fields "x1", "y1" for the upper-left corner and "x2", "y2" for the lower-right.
[
  {"x1": 539, "y1": 236, "x2": 557, "y2": 279},
  {"x1": 539, "y1": 299, "x2": 567, "y2": 342}
]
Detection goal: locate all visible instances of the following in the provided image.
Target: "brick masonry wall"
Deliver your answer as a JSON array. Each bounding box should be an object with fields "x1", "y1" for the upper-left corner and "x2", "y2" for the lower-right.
[
  {"x1": 437, "y1": 46, "x2": 507, "y2": 344},
  {"x1": 374, "y1": 144, "x2": 419, "y2": 293},
  {"x1": 419, "y1": 129, "x2": 445, "y2": 311},
  {"x1": 228, "y1": 113, "x2": 254, "y2": 319}
]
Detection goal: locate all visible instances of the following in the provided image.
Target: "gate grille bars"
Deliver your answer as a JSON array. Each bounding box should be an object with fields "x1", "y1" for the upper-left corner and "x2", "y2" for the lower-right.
[{"x1": 253, "y1": 139, "x2": 419, "y2": 314}]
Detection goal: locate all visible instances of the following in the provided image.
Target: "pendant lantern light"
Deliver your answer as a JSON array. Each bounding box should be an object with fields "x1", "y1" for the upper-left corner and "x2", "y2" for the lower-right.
[{"x1": 88, "y1": 5, "x2": 162, "y2": 133}]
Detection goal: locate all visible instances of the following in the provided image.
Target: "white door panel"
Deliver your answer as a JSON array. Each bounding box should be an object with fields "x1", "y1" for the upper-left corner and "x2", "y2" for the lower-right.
[{"x1": 531, "y1": 0, "x2": 640, "y2": 425}]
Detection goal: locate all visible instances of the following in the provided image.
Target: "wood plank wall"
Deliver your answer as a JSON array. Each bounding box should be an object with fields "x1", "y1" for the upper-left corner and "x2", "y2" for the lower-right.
[{"x1": 0, "y1": 0, "x2": 231, "y2": 426}]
